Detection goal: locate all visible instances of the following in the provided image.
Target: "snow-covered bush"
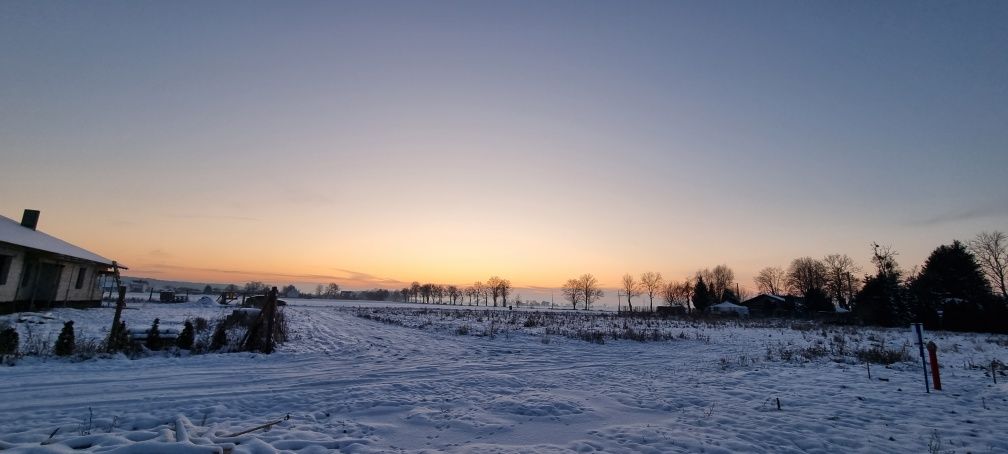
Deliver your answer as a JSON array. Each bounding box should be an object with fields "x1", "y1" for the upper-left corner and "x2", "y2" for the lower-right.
[
  {"x1": 177, "y1": 320, "x2": 195, "y2": 350},
  {"x1": 0, "y1": 324, "x2": 17, "y2": 355},
  {"x1": 146, "y1": 318, "x2": 163, "y2": 351},
  {"x1": 105, "y1": 320, "x2": 130, "y2": 353}
]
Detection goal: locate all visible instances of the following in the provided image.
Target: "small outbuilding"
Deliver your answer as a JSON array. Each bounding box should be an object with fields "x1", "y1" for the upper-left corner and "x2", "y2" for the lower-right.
[
  {"x1": 741, "y1": 293, "x2": 796, "y2": 317},
  {"x1": 707, "y1": 301, "x2": 750, "y2": 317},
  {"x1": 0, "y1": 209, "x2": 118, "y2": 313}
]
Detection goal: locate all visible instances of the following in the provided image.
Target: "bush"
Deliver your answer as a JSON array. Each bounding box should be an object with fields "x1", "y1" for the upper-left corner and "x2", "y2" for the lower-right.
[
  {"x1": 54, "y1": 321, "x2": 75, "y2": 356},
  {"x1": 105, "y1": 321, "x2": 131, "y2": 353},
  {"x1": 210, "y1": 322, "x2": 229, "y2": 351},
  {"x1": 0, "y1": 325, "x2": 17, "y2": 355},
  {"x1": 177, "y1": 321, "x2": 195, "y2": 350},
  {"x1": 146, "y1": 318, "x2": 163, "y2": 351},
  {"x1": 856, "y1": 342, "x2": 911, "y2": 365}
]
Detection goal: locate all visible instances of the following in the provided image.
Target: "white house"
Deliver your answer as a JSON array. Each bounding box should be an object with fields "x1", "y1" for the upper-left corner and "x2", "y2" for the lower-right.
[
  {"x1": 0, "y1": 210, "x2": 117, "y2": 313},
  {"x1": 707, "y1": 300, "x2": 750, "y2": 317}
]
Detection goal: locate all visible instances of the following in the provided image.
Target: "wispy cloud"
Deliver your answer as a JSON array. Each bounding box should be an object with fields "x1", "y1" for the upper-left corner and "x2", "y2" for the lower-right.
[
  {"x1": 170, "y1": 214, "x2": 260, "y2": 221},
  {"x1": 147, "y1": 249, "x2": 172, "y2": 258},
  {"x1": 134, "y1": 263, "x2": 409, "y2": 288},
  {"x1": 909, "y1": 201, "x2": 1008, "y2": 227}
]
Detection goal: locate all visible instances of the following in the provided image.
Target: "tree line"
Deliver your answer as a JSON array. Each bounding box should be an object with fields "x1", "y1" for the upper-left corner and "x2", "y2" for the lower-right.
[
  {"x1": 398, "y1": 276, "x2": 515, "y2": 307},
  {"x1": 560, "y1": 231, "x2": 1005, "y2": 333}
]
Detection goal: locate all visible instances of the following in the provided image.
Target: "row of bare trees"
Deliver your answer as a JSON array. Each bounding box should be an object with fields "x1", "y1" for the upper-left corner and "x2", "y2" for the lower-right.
[
  {"x1": 753, "y1": 254, "x2": 861, "y2": 309},
  {"x1": 614, "y1": 266, "x2": 736, "y2": 313},
  {"x1": 560, "y1": 274, "x2": 605, "y2": 310},
  {"x1": 402, "y1": 276, "x2": 513, "y2": 307}
]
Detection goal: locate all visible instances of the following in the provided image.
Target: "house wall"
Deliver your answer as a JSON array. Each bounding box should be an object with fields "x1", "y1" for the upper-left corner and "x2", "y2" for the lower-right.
[
  {"x1": 52, "y1": 261, "x2": 102, "y2": 303},
  {"x1": 0, "y1": 244, "x2": 25, "y2": 302},
  {"x1": 0, "y1": 243, "x2": 105, "y2": 312}
]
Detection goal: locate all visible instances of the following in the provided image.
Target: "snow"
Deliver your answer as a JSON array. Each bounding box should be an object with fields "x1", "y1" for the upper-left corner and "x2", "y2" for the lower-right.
[
  {"x1": 0, "y1": 299, "x2": 1006, "y2": 453},
  {"x1": 0, "y1": 214, "x2": 113, "y2": 265}
]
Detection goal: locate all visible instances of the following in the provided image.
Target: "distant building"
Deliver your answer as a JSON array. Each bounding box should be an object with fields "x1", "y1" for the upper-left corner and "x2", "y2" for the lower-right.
[
  {"x1": 741, "y1": 294, "x2": 798, "y2": 317},
  {"x1": 0, "y1": 210, "x2": 117, "y2": 313},
  {"x1": 707, "y1": 301, "x2": 750, "y2": 317},
  {"x1": 128, "y1": 279, "x2": 149, "y2": 293}
]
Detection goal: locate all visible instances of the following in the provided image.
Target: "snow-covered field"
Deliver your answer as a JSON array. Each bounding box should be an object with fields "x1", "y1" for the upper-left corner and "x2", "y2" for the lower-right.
[{"x1": 1, "y1": 299, "x2": 1006, "y2": 453}]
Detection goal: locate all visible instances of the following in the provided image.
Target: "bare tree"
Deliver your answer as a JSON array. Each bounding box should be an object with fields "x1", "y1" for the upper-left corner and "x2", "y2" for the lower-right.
[
  {"x1": 578, "y1": 274, "x2": 604, "y2": 310},
  {"x1": 737, "y1": 285, "x2": 754, "y2": 302},
  {"x1": 420, "y1": 283, "x2": 433, "y2": 304},
  {"x1": 871, "y1": 243, "x2": 900, "y2": 278},
  {"x1": 472, "y1": 281, "x2": 484, "y2": 306},
  {"x1": 661, "y1": 281, "x2": 676, "y2": 307},
  {"x1": 621, "y1": 274, "x2": 641, "y2": 312},
  {"x1": 823, "y1": 254, "x2": 861, "y2": 307},
  {"x1": 315, "y1": 284, "x2": 324, "y2": 297},
  {"x1": 970, "y1": 231, "x2": 1007, "y2": 299},
  {"x1": 486, "y1": 276, "x2": 503, "y2": 307},
  {"x1": 639, "y1": 272, "x2": 663, "y2": 313},
  {"x1": 325, "y1": 282, "x2": 340, "y2": 298},
  {"x1": 497, "y1": 278, "x2": 512, "y2": 306},
  {"x1": 698, "y1": 265, "x2": 735, "y2": 301},
  {"x1": 786, "y1": 257, "x2": 828, "y2": 296},
  {"x1": 753, "y1": 266, "x2": 786, "y2": 295},
  {"x1": 410, "y1": 282, "x2": 421, "y2": 303},
  {"x1": 562, "y1": 279, "x2": 582, "y2": 309}
]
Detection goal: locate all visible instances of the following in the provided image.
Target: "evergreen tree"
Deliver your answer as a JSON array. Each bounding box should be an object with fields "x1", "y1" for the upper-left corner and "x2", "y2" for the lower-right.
[
  {"x1": 855, "y1": 273, "x2": 906, "y2": 327},
  {"x1": 210, "y1": 323, "x2": 228, "y2": 351},
  {"x1": 0, "y1": 326, "x2": 18, "y2": 355},
  {"x1": 802, "y1": 287, "x2": 833, "y2": 313},
  {"x1": 55, "y1": 321, "x2": 75, "y2": 356},
  {"x1": 106, "y1": 321, "x2": 131, "y2": 353},
  {"x1": 854, "y1": 244, "x2": 908, "y2": 327},
  {"x1": 692, "y1": 276, "x2": 713, "y2": 313},
  {"x1": 177, "y1": 320, "x2": 195, "y2": 350},
  {"x1": 146, "y1": 318, "x2": 163, "y2": 351},
  {"x1": 910, "y1": 241, "x2": 1003, "y2": 332}
]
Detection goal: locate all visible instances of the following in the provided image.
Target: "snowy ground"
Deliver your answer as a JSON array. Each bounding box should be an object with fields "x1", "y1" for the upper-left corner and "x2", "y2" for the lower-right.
[{"x1": 1, "y1": 299, "x2": 1006, "y2": 453}]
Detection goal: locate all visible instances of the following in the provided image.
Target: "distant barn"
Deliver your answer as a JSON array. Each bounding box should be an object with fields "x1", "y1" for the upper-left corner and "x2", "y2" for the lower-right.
[
  {"x1": 741, "y1": 294, "x2": 797, "y2": 317},
  {"x1": 0, "y1": 209, "x2": 118, "y2": 313}
]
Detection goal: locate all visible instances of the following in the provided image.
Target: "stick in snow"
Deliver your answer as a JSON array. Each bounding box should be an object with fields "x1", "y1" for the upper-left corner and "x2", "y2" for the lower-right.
[
  {"x1": 40, "y1": 427, "x2": 59, "y2": 445},
  {"x1": 221, "y1": 414, "x2": 289, "y2": 438}
]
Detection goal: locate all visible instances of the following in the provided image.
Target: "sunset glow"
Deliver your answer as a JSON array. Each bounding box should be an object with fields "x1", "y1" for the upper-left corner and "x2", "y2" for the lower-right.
[{"x1": 2, "y1": 1, "x2": 1005, "y2": 298}]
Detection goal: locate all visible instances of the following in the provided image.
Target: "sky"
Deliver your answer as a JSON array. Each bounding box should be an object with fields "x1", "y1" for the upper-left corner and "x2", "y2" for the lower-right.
[{"x1": 1, "y1": 1, "x2": 1006, "y2": 300}]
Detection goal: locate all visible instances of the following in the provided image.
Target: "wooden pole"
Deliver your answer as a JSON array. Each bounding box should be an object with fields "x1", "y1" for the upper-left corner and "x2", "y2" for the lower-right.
[
  {"x1": 107, "y1": 286, "x2": 126, "y2": 351},
  {"x1": 263, "y1": 287, "x2": 277, "y2": 354}
]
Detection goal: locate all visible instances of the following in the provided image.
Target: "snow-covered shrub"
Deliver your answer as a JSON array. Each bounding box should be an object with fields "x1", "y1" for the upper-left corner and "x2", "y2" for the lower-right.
[
  {"x1": 177, "y1": 320, "x2": 195, "y2": 350},
  {"x1": 19, "y1": 325, "x2": 51, "y2": 356},
  {"x1": 0, "y1": 324, "x2": 17, "y2": 355},
  {"x1": 209, "y1": 321, "x2": 229, "y2": 351},
  {"x1": 74, "y1": 335, "x2": 102, "y2": 359},
  {"x1": 190, "y1": 316, "x2": 210, "y2": 333},
  {"x1": 54, "y1": 321, "x2": 75, "y2": 356},
  {"x1": 146, "y1": 318, "x2": 163, "y2": 351},
  {"x1": 856, "y1": 342, "x2": 911, "y2": 365}
]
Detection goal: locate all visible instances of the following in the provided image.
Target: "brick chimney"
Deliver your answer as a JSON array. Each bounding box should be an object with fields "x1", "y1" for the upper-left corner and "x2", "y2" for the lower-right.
[{"x1": 21, "y1": 209, "x2": 40, "y2": 230}]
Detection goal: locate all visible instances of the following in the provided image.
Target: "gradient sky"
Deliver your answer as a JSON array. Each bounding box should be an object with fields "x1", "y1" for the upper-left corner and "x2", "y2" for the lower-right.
[{"x1": 2, "y1": 1, "x2": 1006, "y2": 299}]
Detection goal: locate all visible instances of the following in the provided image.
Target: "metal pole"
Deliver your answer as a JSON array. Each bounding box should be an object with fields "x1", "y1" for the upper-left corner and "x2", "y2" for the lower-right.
[{"x1": 914, "y1": 323, "x2": 930, "y2": 393}]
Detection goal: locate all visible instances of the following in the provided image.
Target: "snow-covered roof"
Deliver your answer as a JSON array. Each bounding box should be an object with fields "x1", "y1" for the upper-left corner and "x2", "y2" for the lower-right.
[
  {"x1": 0, "y1": 214, "x2": 114, "y2": 266},
  {"x1": 712, "y1": 301, "x2": 745, "y2": 309}
]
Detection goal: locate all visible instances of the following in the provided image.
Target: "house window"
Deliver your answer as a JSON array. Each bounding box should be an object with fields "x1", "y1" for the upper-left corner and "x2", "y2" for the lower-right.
[
  {"x1": 0, "y1": 255, "x2": 11, "y2": 286},
  {"x1": 75, "y1": 267, "x2": 86, "y2": 289}
]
